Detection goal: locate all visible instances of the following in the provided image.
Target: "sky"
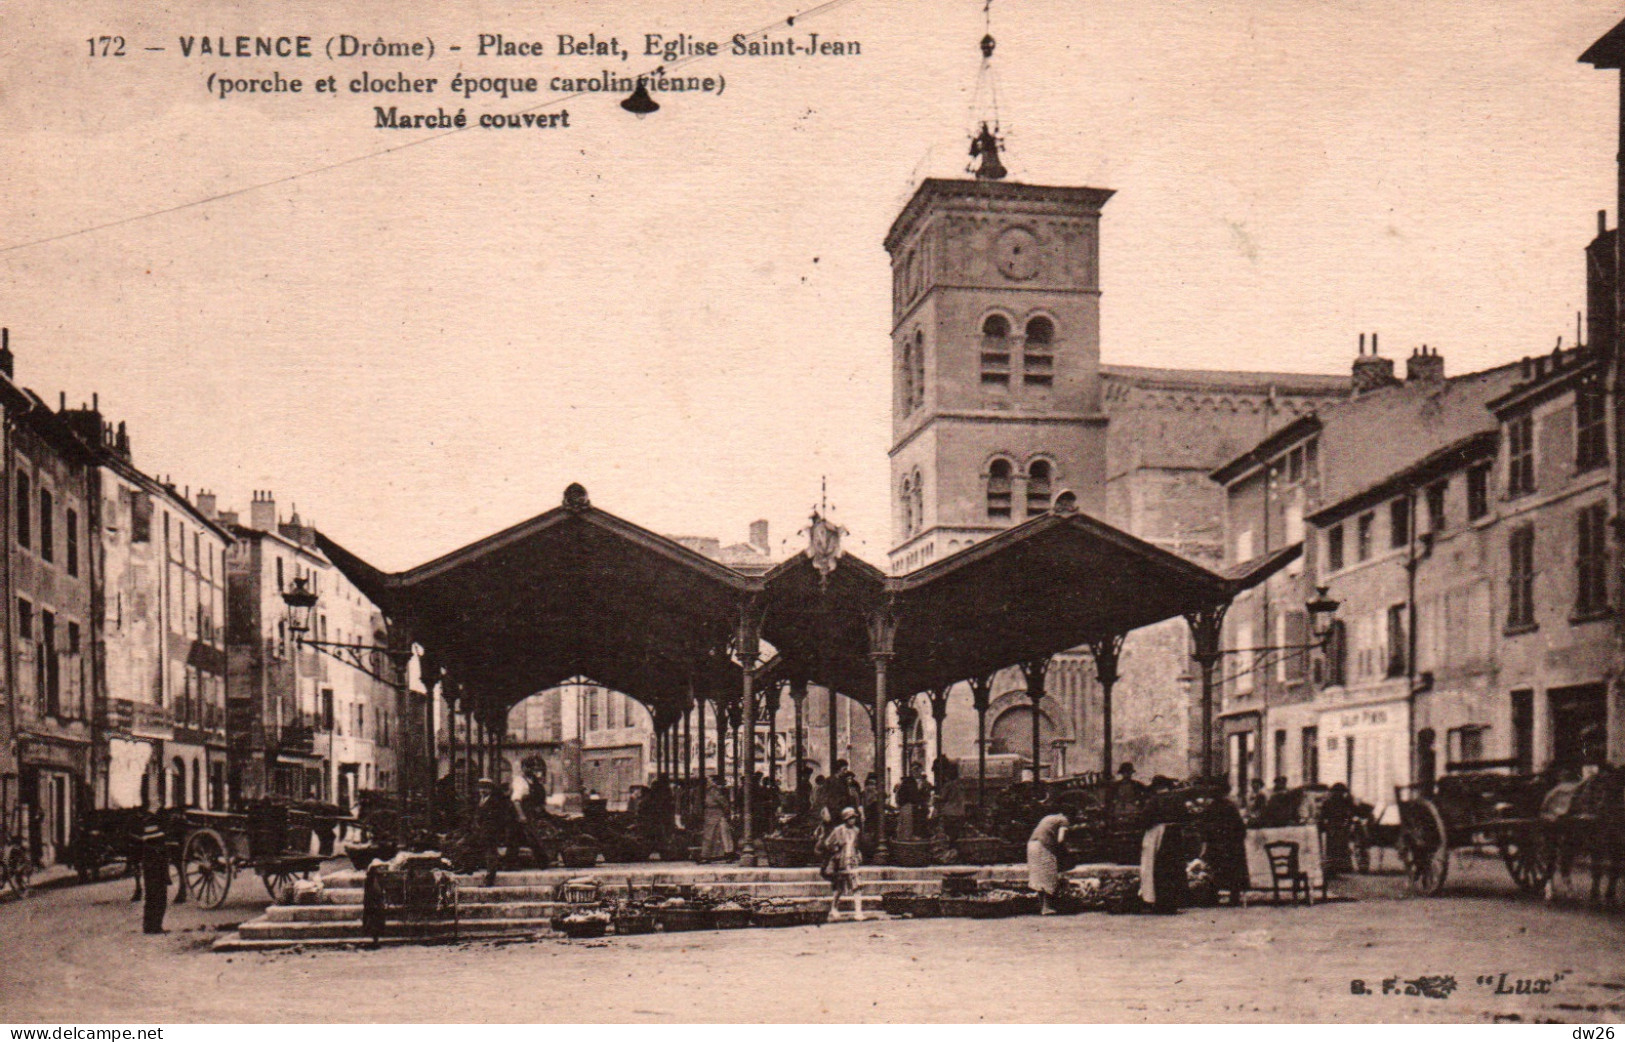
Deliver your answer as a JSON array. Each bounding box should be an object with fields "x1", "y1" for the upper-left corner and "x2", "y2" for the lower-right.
[{"x1": 1, "y1": 0, "x2": 1622, "y2": 571}]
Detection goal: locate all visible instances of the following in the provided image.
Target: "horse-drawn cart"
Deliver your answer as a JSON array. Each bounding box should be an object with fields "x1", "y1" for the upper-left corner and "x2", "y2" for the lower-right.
[
  {"x1": 180, "y1": 803, "x2": 329, "y2": 907},
  {"x1": 1394, "y1": 760, "x2": 1556, "y2": 896}
]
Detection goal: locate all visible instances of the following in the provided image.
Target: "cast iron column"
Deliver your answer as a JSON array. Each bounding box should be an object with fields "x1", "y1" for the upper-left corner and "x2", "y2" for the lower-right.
[
  {"x1": 867, "y1": 600, "x2": 899, "y2": 863},
  {"x1": 827, "y1": 685, "x2": 838, "y2": 777},
  {"x1": 1185, "y1": 604, "x2": 1229, "y2": 780},
  {"x1": 895, "y1": 697, "x2": 919, "y2": 782},
  {"x1": 1018, "y1": 658, "x2": 1051, "y2": 785},
  {"x1": 968, "y1": 674, "x2": 994, "y2": 819},
  {"x1": 683, "y1": 701, "x2": 693, "y2": 782},
  {"x1": 1088, "y1": 634, "x2": 1127, "y2": 776},
  {"x1": 737, "y1": 594, "x2": 763, "y2": 865},
  {"x1": 765, "y1": 682, "x2": 781, "y2": 789},
  {"x1": 927, "y1": 686, "x2": 951, "y2": 778},
  {"x1": 790, "y1": 677, "x2": 808, "y2": 803}
]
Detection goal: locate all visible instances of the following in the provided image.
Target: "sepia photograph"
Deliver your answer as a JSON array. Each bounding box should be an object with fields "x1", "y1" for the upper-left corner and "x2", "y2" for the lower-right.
[{"x1": 2, "y1": 0, "x2": 1624, "y2": 1027}]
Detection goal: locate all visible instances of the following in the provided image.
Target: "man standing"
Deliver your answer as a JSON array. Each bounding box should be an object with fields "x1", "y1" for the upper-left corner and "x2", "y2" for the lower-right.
[
  {"x1": 473, "y1": 777, "x2": 512, "y2": 887},
  {"x1": 139, "y1": 821, "x2": 171, "y2": 935}
]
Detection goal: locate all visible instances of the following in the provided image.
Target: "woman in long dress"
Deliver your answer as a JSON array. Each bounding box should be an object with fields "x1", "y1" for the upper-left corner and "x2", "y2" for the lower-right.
[
  {"x1": 1139, "y1": 786, "x2": 1189, "y2": 914},
  {"x1": 1197, "y1": 782, "x2": 1250, "y2": 905},
  {"x1": 700, "y1": 776, "x2": 735, "y2": 863},
  {"x1": 1027, "y1": 808, "x2": 1071, "y2": 914}
]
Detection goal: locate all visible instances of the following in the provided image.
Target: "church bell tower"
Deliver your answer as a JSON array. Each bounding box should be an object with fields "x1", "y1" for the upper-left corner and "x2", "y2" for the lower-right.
[{"x1": 885, "y1": 135, "x2": 1114, "y2": 573}]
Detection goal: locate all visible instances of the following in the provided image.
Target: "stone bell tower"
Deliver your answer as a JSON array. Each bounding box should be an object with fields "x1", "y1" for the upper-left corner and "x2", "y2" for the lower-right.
[{"x1": 884, "y1": 169, "x2": 1114, "y2": 574}]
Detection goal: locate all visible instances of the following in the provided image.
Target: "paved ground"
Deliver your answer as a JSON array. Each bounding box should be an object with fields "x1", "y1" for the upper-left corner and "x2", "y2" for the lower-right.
[{"x1": 1, "y1": 855, "x2": 1623, "y2": 1023}]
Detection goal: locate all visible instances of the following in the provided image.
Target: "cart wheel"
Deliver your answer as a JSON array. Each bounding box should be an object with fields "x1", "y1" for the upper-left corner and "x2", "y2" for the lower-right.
[
  {"x1": 260, "y1": 868, "x2": 305, "y2": 905},
  {"x1": 182, "y1": 828, "x2": 233, "y2": 909},
  {"x1": 1400, "y1": 799, "x2": 1449, "y2": 896},
  {"x1": 1500, "y1": 832, "x2": 1554, "y2": 893},
  {"x1": 5, "y1": 844, "x2": 31, "y2": 898}
]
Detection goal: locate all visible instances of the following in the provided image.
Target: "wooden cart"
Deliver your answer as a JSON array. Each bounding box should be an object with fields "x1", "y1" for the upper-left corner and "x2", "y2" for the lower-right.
[
  {"x1": 1394, "y1": 761, "x2": 1556, "y2": 896},
  {"x1": 178, "y1": 803, "x2": 328, "y2": 908}
]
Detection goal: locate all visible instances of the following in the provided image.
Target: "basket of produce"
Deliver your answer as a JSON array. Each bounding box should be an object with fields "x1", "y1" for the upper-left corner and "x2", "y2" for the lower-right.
[
  {"x1": 762, "y1": 834, "x2": 819, "y2": 868},
  {"x1": 937, "y1": 895, "x2": 977, "y2": 917},
  {"x1": 907, "y1": 895, "x2": 942, "y2": 918},
  {"x1": 611, "y1": 909, "x2": 658, "y2": 935},
  {"x1": 710, "y1": 900, "x2": 753, "y2": 929},
  {"x1": 556, "y1": 878, "x2": 601, "y2": 905},
  {"x1": 344, "y1": 843, "x2": 394, "y2": 871},
  {"x1": 887, "y1": 839, "x2": 936, "y2": 868},
  {"x1": 953, "y1": 836, "x2": 1005, "y2": 865},
  {"x1": 551, "y1": 911, "x2": 611, "y2": 938},
  {"x1": 654, "y1": 903, "x2": 715, "y2": 932},
  {"x1": 963, "y1": 889, "x2": 1038, "y2": 918},
  {"x1": 561, "y1": 844, "x2": 601, "y2": 869},
  {"x1": 750, "y1": 901, "x2": 827, "y2": 928},
  {"x1": 880, "y1": 890, "x2": 918, "y2": 917}
]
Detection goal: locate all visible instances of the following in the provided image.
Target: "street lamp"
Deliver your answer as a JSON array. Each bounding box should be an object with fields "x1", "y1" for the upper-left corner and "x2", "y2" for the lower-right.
[
  {"x1": 280, "y1": 576, "x2": 421, "y2": 820},
  {"x1": 1306, "y1": 586, "x2": 1341, "y2": 644}
]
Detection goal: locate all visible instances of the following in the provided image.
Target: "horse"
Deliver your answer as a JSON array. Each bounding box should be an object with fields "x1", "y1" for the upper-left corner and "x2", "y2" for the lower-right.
[{"x1": 1546, "y1": 766, "x2": 1624, "y2": 908}]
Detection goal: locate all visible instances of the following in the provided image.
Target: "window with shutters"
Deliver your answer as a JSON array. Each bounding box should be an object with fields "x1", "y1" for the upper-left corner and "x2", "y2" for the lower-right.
[
  {"x1": 15, "y1": 473, "x2": 30, "y2": 549},
  {"x1": 1507, "y1": 525, "x2": 1536, "y2": 632},
  {"x1": 1577, "y1": 381, "x2": 1607, "y2": 472},
  {"x1": 987, "y1": 458, "x2": 1013, "y2": 519},
  {"x1": 1507, "y1": 415, "x2": 1535, "y2": 497},
  {"x1": 1575, "y1": 502, "x2": 1609, "y2": 619},
  {"x1": 1326, "y1": 524, "x2": 1345, "y2": 572},
  {"x1": 1025, "y1": 459, "x2": 1052, "y2": 516},
  {"x1": 1467, "y1": 464, "x2": 1490, "y2": 520},
  {"x1": 980, "y1": 314, "x2": 1011, "y2": 386},
  {"x1": 1023, "y1": 316, "x2": 1054, "y2": 387}
]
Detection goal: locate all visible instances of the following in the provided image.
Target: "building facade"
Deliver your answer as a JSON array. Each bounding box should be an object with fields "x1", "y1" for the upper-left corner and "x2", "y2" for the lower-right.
[
  {"x1": 2, "y1": 354, "x2": 95, "y2": 867},
  {"x1": 57, "y1": 403, "x2": 233, "y2": 816},
  {"x1": 223, "y1": 493, "x2": 402, "y2": 811}
]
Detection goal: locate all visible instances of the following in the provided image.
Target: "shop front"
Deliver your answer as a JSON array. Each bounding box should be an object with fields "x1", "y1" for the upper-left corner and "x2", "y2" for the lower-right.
[
  {"x1": 1320, "y1": 698, "x2": 1411, "y2": 813},
  {"x1": 17, "y1": 737, "x2": 91, "y2": 868}
]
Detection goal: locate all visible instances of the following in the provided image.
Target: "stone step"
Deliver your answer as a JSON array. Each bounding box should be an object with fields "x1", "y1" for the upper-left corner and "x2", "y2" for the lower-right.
[
  {"x1": 311, "y1": 876, "x2": 995, "y2": 910},
  {"x1": 265, "y1": 901, "x2": 576, "y2": 922},
  {"x1": 236, "y1": 917, "x2": 558, "y2": 941},
  {"x1": 319, "y1": 864, "x2": 1025, "y2": 889}
]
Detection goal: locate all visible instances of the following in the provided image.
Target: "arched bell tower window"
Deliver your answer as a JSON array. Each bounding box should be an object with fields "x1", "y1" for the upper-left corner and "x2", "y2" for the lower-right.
[
  {"x1": 1026, "y1": 459, "x2": 1053, "y2": 516},
  {"x1": 911, "y1": 332, "x2": 926, "y2": 411},
  {"x1": 1024, "y1": 316, "x2": 1055, "y2": 387},
  {"x1": 900, "y1": 337, "x2": 916, "y2": 416},
  {"x1": 980, "y1": 314, "x2": 1011, "y2": 386},
  {"x1": 911, "y1": 467, "x2": 924, "y2": 534},
  {"x1": 900, "y1": 473, "x2": 916, "y2": 537},
  {"x1": 987, "y1": 458, "x2": 1014, "y2": 519}
]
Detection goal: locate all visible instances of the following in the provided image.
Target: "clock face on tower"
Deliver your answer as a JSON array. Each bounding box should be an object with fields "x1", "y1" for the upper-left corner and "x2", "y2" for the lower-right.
[{"x1": 994, "y1": 226, "x2": 1041, "y2": 281}]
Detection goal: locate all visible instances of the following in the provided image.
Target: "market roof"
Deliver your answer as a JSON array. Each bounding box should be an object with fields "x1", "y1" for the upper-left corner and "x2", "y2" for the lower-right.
[
  {"x1": 1581, "y1": 17, "x2": 1625, "y2": 69},
  {"x1": 317, "y1": 484, "x2": 1288, "y2": 719}
]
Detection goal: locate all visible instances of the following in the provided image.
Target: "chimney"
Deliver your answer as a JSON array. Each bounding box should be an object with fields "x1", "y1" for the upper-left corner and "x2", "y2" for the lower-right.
[
  {"x1": 0, "y1": 328, "x2": 12, "y2": 380},
  {"x1": 749, "y1": 519, "x2": 770, "y2": 555},
  {"x1": 249, "y1": 490, "x2": 278, "y2": 533},
  {"x1": 195, "y1": 489, "x2": 217, "y2": 521},
  {"x1": 1351, "y1": 333, "x2": 1396, "y2": 395},
  {"x1": 1406, "y1": 345, "x2": 1445, "y2": 384},
  {"x1": 1586, "y1": 211, "x2": 1616, "y2": 355}
]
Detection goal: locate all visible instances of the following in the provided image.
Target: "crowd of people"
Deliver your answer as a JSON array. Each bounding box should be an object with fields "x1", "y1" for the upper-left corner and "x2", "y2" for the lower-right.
[{"x1": 452, "y1": 757, "x2": 1362, "y2": 918}]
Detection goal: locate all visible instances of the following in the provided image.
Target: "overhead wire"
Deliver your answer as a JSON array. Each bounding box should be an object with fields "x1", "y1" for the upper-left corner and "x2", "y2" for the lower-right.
[{"x1": 0, "y1": 0, "x2": 864, "y2": 256}]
